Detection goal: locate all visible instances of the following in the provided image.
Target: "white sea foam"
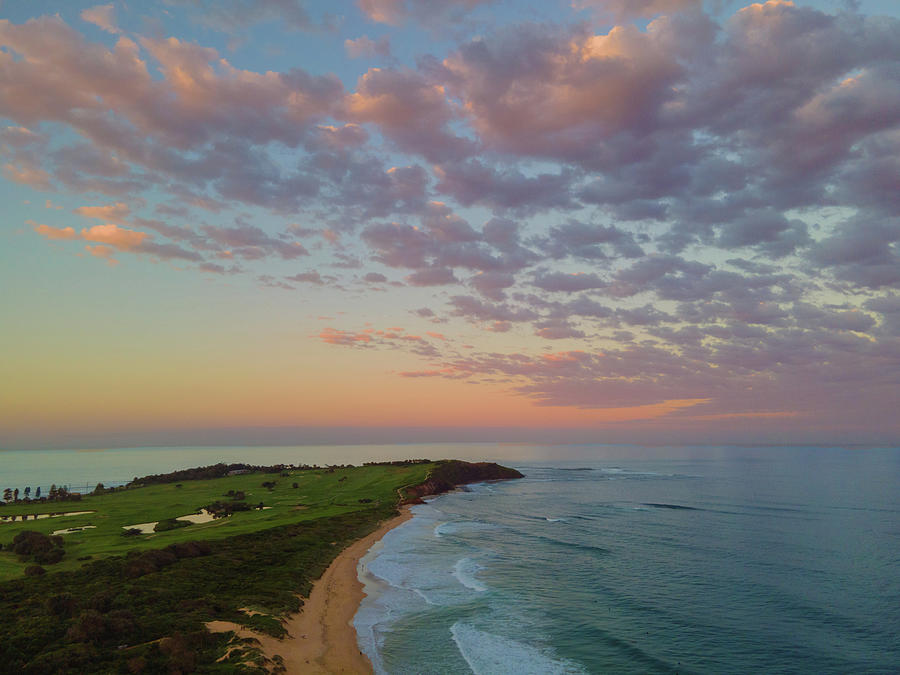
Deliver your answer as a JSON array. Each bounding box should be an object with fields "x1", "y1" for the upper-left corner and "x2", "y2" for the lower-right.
[
  {"x1": 430, "y1": 520, "x2": 501, "y2": 537},
  {"x1": 450, "y1": 623, "x2": 588, "y2": 675},
  {"x1": 452, "y1": 557, "x2": 488, "y2": 592},
  {"x1": 355, "y1": 509, "x2": 440, "y2": 674}
]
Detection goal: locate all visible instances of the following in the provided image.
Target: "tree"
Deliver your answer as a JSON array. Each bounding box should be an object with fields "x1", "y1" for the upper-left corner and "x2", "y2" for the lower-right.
[
  {"x1": 2, "y1": 488, "x2": 10, "y2": 502},
  {"x1": 35, "y1": 486, "x2": 41, "y2": 499},
  {"x1": 24, "y1": 487, "x2": 31, "y2": 499},
  {"x1": 13, "y1": 488, "x2": 19, "y2": 501},
  {"x1": 92, "y1": 483, "x2": 105, "y2": 495},
  {"x1": 49, "y1": 484, "x2": 58, "y2": 499}
]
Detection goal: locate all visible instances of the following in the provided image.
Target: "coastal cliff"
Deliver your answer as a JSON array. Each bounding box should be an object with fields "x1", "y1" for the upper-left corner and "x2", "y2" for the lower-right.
[{"x1": 402, "y1": 460, "x2": 523, "y2": 502}]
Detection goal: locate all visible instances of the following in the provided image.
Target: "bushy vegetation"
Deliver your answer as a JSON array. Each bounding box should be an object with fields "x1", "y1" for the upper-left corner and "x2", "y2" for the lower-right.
[
  {"x1": 0, "y1": 508, "x2": 397, "y2": 673},
  {"x1": 1, "y1": 484, "x2": 83, "y2": 505},
  {"x1": 10, "y1": 531, "x2": 66, "y2": 565},
  {"x1": 128, "y1": 463, "x2": 328, "y2": 487},
  {"x1": 203, "y1": 500, "x2": 255, "y2": 518}
]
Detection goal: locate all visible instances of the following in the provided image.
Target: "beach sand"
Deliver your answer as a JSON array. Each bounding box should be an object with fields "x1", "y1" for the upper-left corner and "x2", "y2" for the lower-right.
[{"x1": 208, "y1": 506, "x2": 412, "y2": 673}]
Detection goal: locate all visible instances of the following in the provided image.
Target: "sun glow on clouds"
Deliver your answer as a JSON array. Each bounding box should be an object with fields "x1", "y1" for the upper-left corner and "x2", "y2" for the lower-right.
[{"x1": 3, "y1": 0, "x2": 900, "y2": 447}]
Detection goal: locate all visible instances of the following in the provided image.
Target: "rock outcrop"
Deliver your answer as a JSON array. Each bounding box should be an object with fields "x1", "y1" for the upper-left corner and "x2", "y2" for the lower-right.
[{"x1": 402, "y1": 460, "x2": 523, "y2": 503}]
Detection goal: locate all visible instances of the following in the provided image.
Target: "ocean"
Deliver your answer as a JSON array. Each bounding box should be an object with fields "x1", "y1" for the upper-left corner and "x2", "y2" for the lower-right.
[
  {"x1": 355, "y1": 447, "x2": 900, "y2": 674},
  {"x1": 2, "y1": 444, "x2": 898, "y2": 673}
]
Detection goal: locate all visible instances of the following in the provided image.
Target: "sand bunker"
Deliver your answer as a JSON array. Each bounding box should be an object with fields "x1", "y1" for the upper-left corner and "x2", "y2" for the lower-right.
[
  {"x1": 175, "y1": 508, "x2": 217, "y2": 525},
  {"x1": 0, "y1": 510, "x2": 95, "y2": 524},
  {"x1": 52, "y1": 525, "x2": 97, "y2": 536},
  {"x1": 122, "y1": 508, "x2": 219, "y2": 533}
]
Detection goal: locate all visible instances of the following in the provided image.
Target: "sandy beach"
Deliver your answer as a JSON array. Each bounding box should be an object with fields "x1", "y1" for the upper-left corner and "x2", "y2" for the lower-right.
[{"x1": 208, "y1": 506, "x2": 412, "y2": 673}]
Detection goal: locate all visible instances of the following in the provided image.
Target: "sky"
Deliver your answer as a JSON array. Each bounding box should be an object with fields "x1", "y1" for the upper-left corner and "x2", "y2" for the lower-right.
[{"x1": 1, "y1": 0, "x2": 899, "y2": 450}]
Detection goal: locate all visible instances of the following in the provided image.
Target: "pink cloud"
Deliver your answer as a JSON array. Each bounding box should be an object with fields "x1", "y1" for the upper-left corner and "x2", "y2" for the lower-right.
[
  {"x1": 0, "y1": 125, "x2": 44, "y2": 147},
  {"x1": 80, "y1": 4, "x2": 119, "y2": 34},
  {"x1": 440, "y1": 22, "x2": 682, "y2": 160},
  {"x1": 358, "y1": 0, "x2": 405, "y2": 24},
  {"x1": 84, "y1": 243, "x2": 118, "y2": 265},
  {"x1": 318, "y1": 327, "x2": 374, "y2": 345},
  {"x1": 81, "y1": 224, "x2": 149, "y2": 250},
  {"x1": 317, "y1": 324, "x2": 441, "y2": 357},
  {"x1": 3, "y1": 162, "x2": 52, "y2": 190},
  {"x1": 74, "y1": 202, "x2": 131, "y2": 222},
  {"x1": 286, "y1": 270, "x2": 325, "y2": 285},
  {"x1": 345, "y1": 67, "x2": 473, "y2": 161},
  {"x1": 574, "y1": 0, "x2": 701, "y2": 21},
  {"x1": 358, "y1": 0, "x2": 492, "y2": 25},
  {"x1": 312, "y1": 124, "x2": 369, "y2": 149},
  {"x1": 345, "y1": 35, "x2": 392, "y2": 59},
  {"x1": 31, "y1": 218, "x2": 204, "y2": 265},
  {"x1": 30, "y1": 221, "x2": 76, "y2": 240}
]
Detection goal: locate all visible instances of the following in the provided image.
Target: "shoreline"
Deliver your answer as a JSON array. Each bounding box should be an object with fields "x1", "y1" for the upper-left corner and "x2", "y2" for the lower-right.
[{"x1": 208, "y1": 506, "x2": 413, "y2": 673}]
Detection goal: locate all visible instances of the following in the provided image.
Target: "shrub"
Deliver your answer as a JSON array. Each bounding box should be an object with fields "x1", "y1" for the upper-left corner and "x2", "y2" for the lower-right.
[
  {"x1": 66, "y1": 608, "x2": 136, "y2": 644},
  {"x1": 159, "y1": 633, "x2": 198, "y2": 672},
  {"x1": 24, "y1": 565, "x2": 46, "y2": 576},
  {"x1": 46, "y1": 593, "x2": 77, "y2": 617},
  {"x1": 11, "y1": 530, "x2": 65, "y2": 564},
  {"x1": 204, "y1": 500, "x2": 251, "y2": 518},
  {"x1": 127, "y1": 656, "x2": 147, "y2": 673},
  {"x1": 86, "y1": 590, "x2": 114, "y2": 612},
  {"x1": 36, "y1": 547, "x2": 64, "y2": 565},
  {"x1": 154, "y1": 518, "x2": 191, "y2": 533},
  {"x1": 166, "y1": 541, "x2": 212, "y2": 559}
]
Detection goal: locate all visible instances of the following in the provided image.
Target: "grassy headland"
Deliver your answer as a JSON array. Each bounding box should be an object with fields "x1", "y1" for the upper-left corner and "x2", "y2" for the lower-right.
[{"x1": 0, "y1": 459, "x2": 521, "y2": 673}]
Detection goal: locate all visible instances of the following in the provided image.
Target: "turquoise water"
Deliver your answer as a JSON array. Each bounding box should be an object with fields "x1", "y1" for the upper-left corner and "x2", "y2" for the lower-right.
[
  {"x1": 2, "y1": 445, "x2": 898, "y2": 672},
  {"x1": 355, "y1": 448, "x2": 900, "y2": 674}
]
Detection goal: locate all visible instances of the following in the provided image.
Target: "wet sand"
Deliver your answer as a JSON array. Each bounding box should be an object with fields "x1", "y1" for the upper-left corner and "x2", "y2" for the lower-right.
[{"x1": 208, "y1": 506, "x2": 412, "y2": 673}]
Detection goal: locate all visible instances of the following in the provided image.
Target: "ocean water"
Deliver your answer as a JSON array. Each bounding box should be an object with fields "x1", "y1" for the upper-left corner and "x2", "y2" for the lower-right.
[{"x1": 355, "y1": 448, "x2": 900, "y2": 674}]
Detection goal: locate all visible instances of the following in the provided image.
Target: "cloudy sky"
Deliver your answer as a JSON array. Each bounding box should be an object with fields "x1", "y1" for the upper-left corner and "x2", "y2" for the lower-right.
[{"x1": 2, "y1": 0, "x2": 899, "y2": 449}]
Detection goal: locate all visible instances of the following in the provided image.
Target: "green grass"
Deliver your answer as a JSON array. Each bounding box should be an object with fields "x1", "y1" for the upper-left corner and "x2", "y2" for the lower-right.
[{"x1": 0, "y1": 463, "x2": 433, "y2": 581}]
